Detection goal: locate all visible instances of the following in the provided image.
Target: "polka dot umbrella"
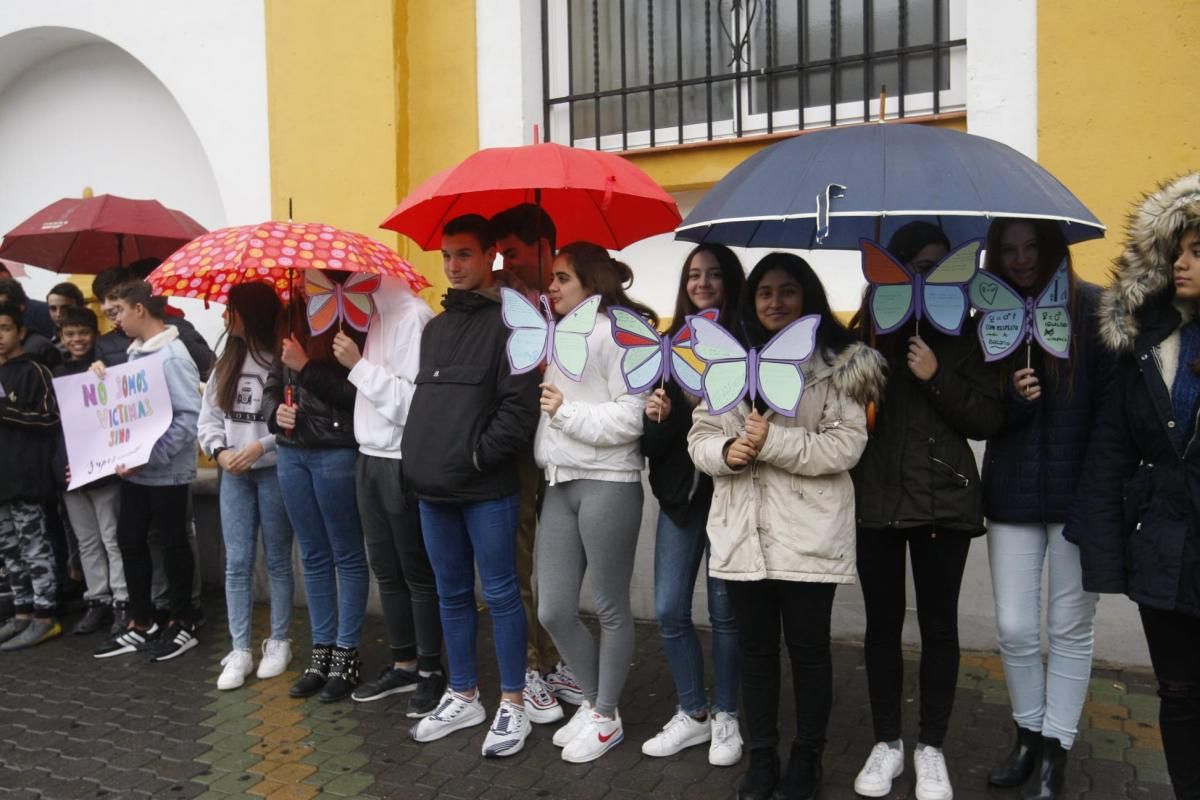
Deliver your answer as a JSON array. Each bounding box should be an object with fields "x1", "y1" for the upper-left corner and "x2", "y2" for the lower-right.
[{"x1": 146, "y1": 221, "x2": 431, "y2": 304}]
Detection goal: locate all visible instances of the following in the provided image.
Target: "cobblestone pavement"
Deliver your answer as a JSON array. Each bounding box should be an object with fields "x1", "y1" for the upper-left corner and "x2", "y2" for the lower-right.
[{"x1": 0, "y1": 598, "x2": 1172, "y2": 799}]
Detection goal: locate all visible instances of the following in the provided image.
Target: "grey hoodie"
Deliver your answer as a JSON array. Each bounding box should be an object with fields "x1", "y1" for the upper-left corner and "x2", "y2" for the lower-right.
[{"x1": 126, "y1": 326, "x2": 201, "y2": 486}]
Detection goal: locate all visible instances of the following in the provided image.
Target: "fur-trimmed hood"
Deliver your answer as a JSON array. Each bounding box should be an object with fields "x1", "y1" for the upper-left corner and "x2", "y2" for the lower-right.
[
  {"x1": 1099, "y1": 172, "x2": 1200, "y2": 352},
  {"x1": 829, "y1": 340, "x2": 887, "y2": 407}
]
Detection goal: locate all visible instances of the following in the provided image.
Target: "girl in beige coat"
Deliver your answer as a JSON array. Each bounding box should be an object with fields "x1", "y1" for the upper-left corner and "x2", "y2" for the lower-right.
[{"x1": 689, "y1": 253, "x2": 885, "y2": 800}]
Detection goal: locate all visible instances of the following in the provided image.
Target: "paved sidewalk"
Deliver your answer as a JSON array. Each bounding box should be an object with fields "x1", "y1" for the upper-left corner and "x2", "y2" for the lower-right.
[{"x1": 0, "y1": 599, "x2": 1172, "y2": 799}]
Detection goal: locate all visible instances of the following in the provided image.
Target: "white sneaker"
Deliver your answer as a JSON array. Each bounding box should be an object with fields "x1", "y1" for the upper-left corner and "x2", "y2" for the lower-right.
[
  {"x1": 854, "y1": 741, "x2": 905, "y2": 797},
  {"x1": 913, "y1": 744, "x2": 954, "y2": 800},
  {"x1": 708, "y1": 711, "x2": 743, "y2": 766},
  {"x1": 642, "y1": 709, "x2": 711, "y2": 757},
  {"x1": 552, "y1": 700, "x2": 594, "y2": 747},
  {"x1": 410, "y1": 690, "x2": 487, "y2": 743},
  {"x1": 481, "y1": 699, "x2": 532, "y2": 758},
  {"x1": 256, "y1": 639, "x2": 292, "y2": 679},
  {"x1": 217, "y1": 649, "x2": 254, "y2": 690},
  {"x1": 544, "y1": 661, "x2": 585, "y2": 705},
  {"x1": 561, "y1": 709, "x2": 623, "y2": 764},
  {"x1": 523, "y1": 669, "x2": 564, "y2": 724}
]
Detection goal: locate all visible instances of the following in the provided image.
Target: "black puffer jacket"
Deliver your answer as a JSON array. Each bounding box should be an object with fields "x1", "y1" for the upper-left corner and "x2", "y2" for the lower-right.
[
  {"x1": 0, "y1": 354, "x2": 60, "y2": 504},
  {"x1": 401, "y1": 288, "x2": 540, "y2": 503},
  {"x1": 642, "y1": 379, "x2": 712, "y2": 528},
  {"x1": 1075, "y1": 173, "x2": 1200, "y2": 617},
  {"x1": 852, "y1": 317, "x2": 1004, "y2": 536},
  {"x1": 982, "y1": 283, "x2": 1114, "y2": 526},
  {"x1": 263, "y1": 358, "x2": 357, "y2": 450}
]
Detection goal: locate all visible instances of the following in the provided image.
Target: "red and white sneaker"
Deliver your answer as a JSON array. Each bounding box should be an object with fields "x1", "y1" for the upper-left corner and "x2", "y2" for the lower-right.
[
  {"x1": 561, "y1": 708, "x2": 623, "y2": 763},
  {"x1": 523, "y1": 669, "x2": 564, "y2": 724},
  {"x1": 544, "y1": 661, "x2": 585, "y2": 705}
]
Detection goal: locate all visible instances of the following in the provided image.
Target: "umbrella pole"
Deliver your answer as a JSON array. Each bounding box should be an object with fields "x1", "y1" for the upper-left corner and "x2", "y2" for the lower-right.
[
  {"x1": 117, "y1": 233, "x2": 124, "y2": 268},
  {"x1": 535, "y1": 187, "x2": 545, "y2": 293}
]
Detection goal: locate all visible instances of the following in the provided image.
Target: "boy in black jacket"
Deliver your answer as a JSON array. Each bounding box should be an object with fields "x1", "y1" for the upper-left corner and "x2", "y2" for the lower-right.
[
  {"x1": 0, "y1": 303, "x2": 62, "y2": 650},
  {"x1": 402, "y1": 215, "x2": 541, "y2": 758}
]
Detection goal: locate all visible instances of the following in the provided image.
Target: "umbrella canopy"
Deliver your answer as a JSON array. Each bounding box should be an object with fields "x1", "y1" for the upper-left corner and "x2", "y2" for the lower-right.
[
  {"x1": 0, "y1": 194, "x2": 208, "y2": 274},
  {"x1": 147, "y1": 221, "x2": 431, "y2": 305},
  {"x1": 381, "y1": 142, "x2": 681, "y2": 251},
  {"x1": 0, "y1": 259, "x2": 26, "y2": 278},
  {"x1": 675, "y1": 124, "x2": 1105, "y2": 249}
]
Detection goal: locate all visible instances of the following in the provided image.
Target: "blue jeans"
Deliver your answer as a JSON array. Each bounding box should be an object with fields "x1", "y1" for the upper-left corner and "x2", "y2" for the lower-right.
[
  {"x1": 276, "y1": 447, "x2": 368, "y2": 649},
  {"x1": 988, "y1": 521, "x2": 1097, "y2": 748},
  {"x1": 655, "y1": 504, "x2": 739, "y2": 715},
  {"x1": 219, "y1": 466, "x2": 294, "y2": 650},
  {"x1": 418, "y1": 495, "x2": 526, "y2": 694}
]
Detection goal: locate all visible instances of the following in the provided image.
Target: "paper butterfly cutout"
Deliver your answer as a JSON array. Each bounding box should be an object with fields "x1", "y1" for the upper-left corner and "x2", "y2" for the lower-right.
[
  {"x1": 861, "y1": 238, "x2": 982, "y2": 335},
  {"x1": 608, "y1": 307, "x2": 719, "y2": 396},
  {"x1": 969, "y1": 258, "x2": 1071, "y2": 362},
  {"x1": 305, "y1": 271, "x2": 381, "y2": 336},
  {"x1": 688, "y1": 314, "x2": 820, "y2": 417},
  {"x1": 500, "y1": 287, "x2": 601, "y2": 381}
]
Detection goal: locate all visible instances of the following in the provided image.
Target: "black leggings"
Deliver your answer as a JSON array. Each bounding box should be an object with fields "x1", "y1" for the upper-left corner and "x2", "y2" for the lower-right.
[
  {"x1": 856, "y1": 526, "x2": 971, "y2": 747},
  {"x1": 727, "y1": 579, "x2": 836, "y2": 756},
  {"x1": 117, "y1": 482, "x2": 193, "y2": 626},
  {"x1": 1140, "y1": 605, "x2": 1200, "y2": 800}
]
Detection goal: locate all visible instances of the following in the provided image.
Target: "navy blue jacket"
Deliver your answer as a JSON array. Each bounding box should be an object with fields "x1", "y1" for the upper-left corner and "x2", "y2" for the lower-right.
[
  {"x1": 982, "y1": 283, "x2": 1114, "y2": 527},
  {"x1": 1075, "y1": 291, "x2": 1200, "y2": 617}
]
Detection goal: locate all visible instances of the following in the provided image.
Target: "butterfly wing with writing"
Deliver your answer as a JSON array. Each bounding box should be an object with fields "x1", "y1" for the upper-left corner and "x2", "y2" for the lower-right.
[
  {"x1": 500, "y1": 287, "x2": 549, "y2": 375},
  {"x1": 689, "y1": 315, "x2": 750, "y2": 415},
  {"x1": 861, "y1": 239, "x2": 915, "y2": 335},
  {"x1": 670, "y1": 308, "x2": 719, "y2": 397},
  {"x1": 1032, "y1": 259, "x2": 1071, "y2": 359},
  {"x1": 552, "y1": 295, "x2": 601, "y2": 381},
  {"x1": 969, "y1": 271, "x2": 1027, "y2": 362},
  {"x1": 757, "y1": 315, "x2": 820, "y2": 417},
  {"x1": 609, "y1": 306, "x2": 665, "y2": 393},
  {"x1": 921, "y1": 240, "x2": 980, "y2": 335}
]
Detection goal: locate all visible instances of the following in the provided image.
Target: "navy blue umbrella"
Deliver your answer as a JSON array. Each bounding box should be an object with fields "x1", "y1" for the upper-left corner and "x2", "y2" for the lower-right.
[{"x1": 675, "y1": 124, "x2": 1105, "y2": 249}]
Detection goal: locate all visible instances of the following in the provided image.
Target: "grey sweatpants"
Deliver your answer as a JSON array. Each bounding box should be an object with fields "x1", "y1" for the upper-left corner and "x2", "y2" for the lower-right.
[{"x1": 536, "y1": 479, "x2": 642, "y2": 717}]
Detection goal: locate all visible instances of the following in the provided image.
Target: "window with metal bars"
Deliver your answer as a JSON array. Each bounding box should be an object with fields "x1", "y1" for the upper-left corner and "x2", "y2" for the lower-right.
[{"x1": 542, "y1": 0, "x2": 966, "y2": 151}]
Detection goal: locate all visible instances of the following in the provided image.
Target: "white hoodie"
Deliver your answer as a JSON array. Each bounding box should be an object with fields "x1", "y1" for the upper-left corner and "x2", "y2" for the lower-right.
[
  {"x1": 348, "y1": 275, "x2": 435, "y2": 459},
  {"x1": 534, "y1": 314, "x2": 646, "y2": 485}
]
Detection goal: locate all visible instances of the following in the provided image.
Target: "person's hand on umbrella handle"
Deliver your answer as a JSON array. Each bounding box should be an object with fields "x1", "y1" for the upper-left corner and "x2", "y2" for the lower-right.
[
  {"x1": 332, "y1": 332, "x2": 362, "y2": 370},
  {"x1": 281, "y1": 335, "x2": 309, "y2": 373},
  {"x1": 539, "y1": 383, "x2": 563, "y2": 418},
  {"x1": 276, "y1": 402, "x2": 298, "y2": 430},
  {"x1": 645, "y1": 388, "x2": 672, "y2": 423},
  {"x1": 89, "y1": 360, "x2": 107, "y2": 379},
  {"x1": 1013, "y1": 367, "x2": 1041, "y2": 401},
  {"x1": 907, "y1": 335, "x2": 938, "y2": 381}
]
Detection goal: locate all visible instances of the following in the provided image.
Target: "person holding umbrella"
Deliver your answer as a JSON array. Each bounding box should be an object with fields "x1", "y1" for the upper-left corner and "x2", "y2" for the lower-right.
[
  {"x1": 849, "y1": 222, "x2": 1004, "y2": 800},
  {"x1": 1078, "y1": 173, "x2": 1200, "y2": 799},
  {"x1": 979, "y1": 218, "x2": 1110, "y2": 800}
]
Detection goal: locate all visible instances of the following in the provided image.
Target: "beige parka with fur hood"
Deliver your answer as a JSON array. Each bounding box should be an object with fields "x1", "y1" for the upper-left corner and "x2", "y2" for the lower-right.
[{"x1": 688, "y1": 341, "x2": 886, "y2": 583}]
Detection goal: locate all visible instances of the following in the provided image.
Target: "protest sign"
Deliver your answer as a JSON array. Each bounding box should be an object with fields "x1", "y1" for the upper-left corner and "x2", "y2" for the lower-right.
[{"x1": 53, "y1": 352, "x2": 173, "y2": 489}]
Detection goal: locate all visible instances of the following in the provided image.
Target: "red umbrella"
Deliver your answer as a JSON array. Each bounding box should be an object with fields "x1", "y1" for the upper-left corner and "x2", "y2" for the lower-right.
[
  {"x1": 0, "y1": 194, "x2": 207, "y2": 274},
  {"x1": 380, "y1": 142, "x2": 681, "y2": 251},
  {"x1": 147, "y1": 221, "x2": 431, "y2": 305}
]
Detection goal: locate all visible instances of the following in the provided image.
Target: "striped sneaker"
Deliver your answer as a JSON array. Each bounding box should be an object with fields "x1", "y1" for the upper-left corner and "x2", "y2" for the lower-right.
[
  {"x1": 410, "y1": 690, "x2": 487, "y2": 743},
  {"x1": 481, "y1": 699, "x2": 531, "y2": 758},
  {"x1": 545, "y1": 661, "x2": 585, "y2": 705},
  {"x1": 93, "y1": 622, "x2": 160, "y2": 659},
  {"x1": 150, "y1": 622, "x2": 199, "y2": 662},
  {"x1": 523, "y1": 669, "x2": 564, "y2": 724}
]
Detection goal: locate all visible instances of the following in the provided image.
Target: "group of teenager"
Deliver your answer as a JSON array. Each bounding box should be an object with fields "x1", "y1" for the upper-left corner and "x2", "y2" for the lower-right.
[{"x1": 0, "y1": 172, "x2": 1198, "y2": 800}]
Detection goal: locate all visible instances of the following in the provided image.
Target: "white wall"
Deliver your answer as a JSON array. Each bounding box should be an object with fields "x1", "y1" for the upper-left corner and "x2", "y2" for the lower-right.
[
  {"x1": 474, "y1": 0, "x2": 1150, "y2": 667},
  {"x1": 0, "y1": 2, "x2": 273, "y2": 347}
]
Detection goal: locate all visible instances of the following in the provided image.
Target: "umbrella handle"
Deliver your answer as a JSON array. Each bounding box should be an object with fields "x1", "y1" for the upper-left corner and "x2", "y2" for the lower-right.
[{"x1": 815, "y1": 184, "x2": 847, "y2": 244}]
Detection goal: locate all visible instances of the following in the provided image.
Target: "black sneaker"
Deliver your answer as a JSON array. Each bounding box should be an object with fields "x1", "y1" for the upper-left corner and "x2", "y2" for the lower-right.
[
  {"x1": 93, "y1": 623, "x2": 160, "y2": 659},
  {"x1": 407, "y1": 670, "x2": 448, "y2": 718},
  {"x1": 289, "y1": 644, "x2": 333, "y2": 698},
  {"x1": 319, "y1": 646, "x2": 361, "y2": 703},
  {"x1": 352, "y1": 664, "x2": 419, "y2": 702},
  {"x1": 73, "y1": 602, "x2": 112, "y2": 635},
  {"x1": 149, "y1": 622, "x2": 199, "y2": 662}
]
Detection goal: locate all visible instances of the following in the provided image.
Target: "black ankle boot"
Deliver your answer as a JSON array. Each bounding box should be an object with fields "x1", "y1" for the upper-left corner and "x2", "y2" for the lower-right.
[
  {"x1": 289, "y1": 644, "x2": 332, "y2": 698},
  {"x1": 988, "y1": 724, "x2": 1042, "y2": 787},
  {"x1": 738, "y1": 748, "x2": 780, "y2": 800},
  {"x1": 319, "y1": 646, "x2": 362, "y2": 702},
  {"x1": 1022, "y1": 736, "x2": 1066, "y2": 800},
  {"x1": 773, "y1": 743, "x2": 823, "y2": 800}
]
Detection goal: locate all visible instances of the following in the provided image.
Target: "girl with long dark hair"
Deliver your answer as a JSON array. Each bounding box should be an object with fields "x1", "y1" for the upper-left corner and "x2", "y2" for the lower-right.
[
  {"x1": 690, "y1": 253, "x2": 884, "y2": 800},
  {"x1": 641, "y1": 244, "x2": 747, "y2": 767},
  {"x1": 198, "y1": 282, "x2": 295, "y2": 690}
]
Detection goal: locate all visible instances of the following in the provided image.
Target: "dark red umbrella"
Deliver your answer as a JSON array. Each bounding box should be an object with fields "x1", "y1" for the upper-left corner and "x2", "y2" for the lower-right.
[
  {"x1": 380, "y1": 142, "x2": 681, "y2": 251},
  {"x1": 0, "y1": 194, "x2": 208, "y2": 274}
]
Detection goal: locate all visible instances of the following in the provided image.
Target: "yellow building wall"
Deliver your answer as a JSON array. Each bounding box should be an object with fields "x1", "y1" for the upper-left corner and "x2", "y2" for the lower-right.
[
  {"x1": 265, "y1": 0, "x2": 478, "y2": 303},
  {"x1": 1039, "y1": 0, "x2": 1198, "y2": 285}
]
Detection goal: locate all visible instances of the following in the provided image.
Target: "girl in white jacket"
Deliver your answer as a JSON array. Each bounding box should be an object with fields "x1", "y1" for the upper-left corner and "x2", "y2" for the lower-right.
[
  {"x1": 198, "y1": 282, "x2": 294, "y2": 689},
  {"x1": 534, "y1": 242, "x2": 653, "y2": 764},
  {"x1": 688, "y1": 254, "x2": 885, "y2": 800}
]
